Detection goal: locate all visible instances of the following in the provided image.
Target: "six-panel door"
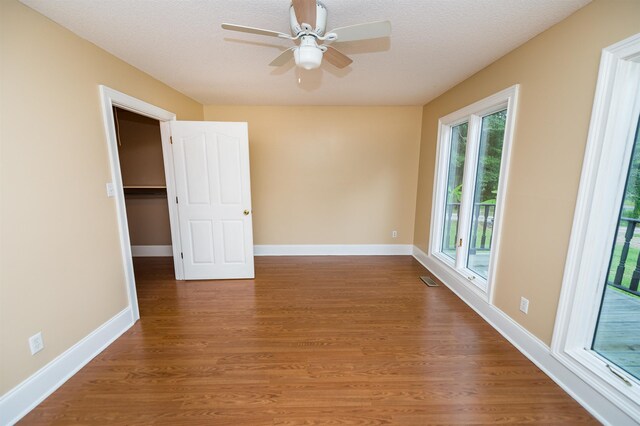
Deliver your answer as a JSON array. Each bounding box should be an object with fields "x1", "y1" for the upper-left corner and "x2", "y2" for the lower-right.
[{"x1": 170, "y1": 121, "x2": 254, "y2": 280}]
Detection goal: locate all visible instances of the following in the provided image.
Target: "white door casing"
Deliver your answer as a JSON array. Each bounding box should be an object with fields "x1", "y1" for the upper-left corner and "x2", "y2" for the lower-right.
[{"x1": 170, "y1": 121, "x2": 255, "y2": 279}]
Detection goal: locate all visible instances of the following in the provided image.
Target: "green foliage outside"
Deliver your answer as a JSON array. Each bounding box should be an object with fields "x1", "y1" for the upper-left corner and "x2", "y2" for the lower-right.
[
  {"x1": 443, "y1": 110, "x2": 506, "y2": 254},
  {"x1": 475, "y1": 110, "x2": 507, "y2": 204},
  {"x1": 621, "y1": 128, "x2": 640, "y2": 219},
  {"x1": 445, "y1": 110, "x2": 506, "y2": 205}
]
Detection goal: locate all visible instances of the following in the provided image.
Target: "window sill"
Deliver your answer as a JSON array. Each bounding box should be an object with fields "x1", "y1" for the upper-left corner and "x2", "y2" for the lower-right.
[{"x1": 431, "y1": 252, "x2": 489, "y2": 301}]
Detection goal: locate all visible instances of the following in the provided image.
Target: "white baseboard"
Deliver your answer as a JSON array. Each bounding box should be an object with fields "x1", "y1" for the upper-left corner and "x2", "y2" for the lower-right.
[
  {"x1": 131, "y1": 245, "x2": 172, "y2": 257},
  {"x1": 254, "y1": 244, "x2": 413, "y2": 256},
  {"x1": 412, "y1": 245, "x2": 636, "y2": 426},
  {"x1": 0, "y1": 308, "x2": 134, "y2": 426},
  {"x1": 133, "y1": 245, "x2": 413, "y2": 257}
]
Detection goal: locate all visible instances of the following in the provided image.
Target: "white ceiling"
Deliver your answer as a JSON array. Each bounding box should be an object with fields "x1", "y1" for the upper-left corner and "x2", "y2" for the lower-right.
[{"x1": 21, "y1": 0, "x2": 590, "y2": 106}]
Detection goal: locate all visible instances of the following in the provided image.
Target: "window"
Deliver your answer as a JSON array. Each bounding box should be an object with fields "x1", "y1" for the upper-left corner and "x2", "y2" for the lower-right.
[
  {"x1": 554, "y1": 33, "x2": 640, "y2": 421},
  {"x1": 592, "y1": 116, "x2": 640, "y2": 381},
  {"x1": 430, "y1": 86, "x2": 519, "y2": 296}
]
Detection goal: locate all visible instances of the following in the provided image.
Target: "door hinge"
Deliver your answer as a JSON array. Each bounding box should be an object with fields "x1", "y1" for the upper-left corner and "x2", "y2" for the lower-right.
[
  {"x1": 180, "y1": 252, "x2": 183, "y2": 259},
  {"x1": 458, "y1": 238, "x2": 463, "y2": 247},
  {"x1": 170, "y1": 136, "x2": 173, "y2": 144},
  {"x1": 175, "y1": 196, "x2": 178, "y2": 204}
]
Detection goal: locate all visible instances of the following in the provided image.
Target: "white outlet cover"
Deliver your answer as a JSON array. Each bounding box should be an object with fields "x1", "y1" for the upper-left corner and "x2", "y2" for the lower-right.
[
  {"x1": 519, "y1": 297, "x2": 529, "y2": 314},
  {"x1": 29, "y1": 332, "x2": 44, "y2": 355}
]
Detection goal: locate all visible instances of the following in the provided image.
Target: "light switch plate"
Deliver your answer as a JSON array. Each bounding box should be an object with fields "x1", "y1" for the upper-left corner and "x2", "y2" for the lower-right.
[{"x1": 106, "y1": 182, "x2": 115, "y2": 198}]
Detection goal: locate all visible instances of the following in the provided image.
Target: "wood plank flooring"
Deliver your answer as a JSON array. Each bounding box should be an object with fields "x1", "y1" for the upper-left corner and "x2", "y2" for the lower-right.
[{"x1": 21, "y1": 256, "x2": 596, "y2": 425}]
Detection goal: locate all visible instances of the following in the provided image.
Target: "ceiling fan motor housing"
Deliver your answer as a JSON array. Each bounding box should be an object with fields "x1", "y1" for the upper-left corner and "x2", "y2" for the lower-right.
[{"x1": 289, "y1": 1, "x2": 327, "y2": 36}]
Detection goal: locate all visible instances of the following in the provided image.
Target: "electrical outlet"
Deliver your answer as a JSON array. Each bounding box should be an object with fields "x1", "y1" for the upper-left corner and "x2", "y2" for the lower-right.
[
  {"x1": 29, "y1": 332, "x2": 44, "y2": 355},
  {"x1": 392, "y1": 230, "x2": 398, "y2": 238},
  {"x1": 106, "y1": 182, "x2": 115, "y2": 198},
  {"x1": 519, "y1": 297, "x2": 529, "y2": 314}
]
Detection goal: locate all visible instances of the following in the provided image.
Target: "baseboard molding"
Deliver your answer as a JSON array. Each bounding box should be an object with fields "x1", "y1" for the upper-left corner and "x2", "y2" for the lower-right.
[
  {"x1": 412, "y1": 246, "x2": 636, "y2": 426},
  {"x1": 254, "y1": 244, "x2": 413, "y2": 256},
  {"x1": 131, "y1": 245, "x2": 172, "y2": 257},
  {"x1": 0, "y1": 307, "x2": 134, "y2": 426},
  {"x1": 133, "y1": 245, "x2": 414, "y2": 257}
]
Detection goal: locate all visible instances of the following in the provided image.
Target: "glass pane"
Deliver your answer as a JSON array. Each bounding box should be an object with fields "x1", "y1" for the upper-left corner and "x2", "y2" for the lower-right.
[
  {"x1": 441, "y1": 122, "x2": 468, "y2": 260},
  {"x1": 466, "y1": 110, "x2": 506, "y2": 278},
  {"x1": 592, "y1": 116, "x2": 640, "y2": 381}
]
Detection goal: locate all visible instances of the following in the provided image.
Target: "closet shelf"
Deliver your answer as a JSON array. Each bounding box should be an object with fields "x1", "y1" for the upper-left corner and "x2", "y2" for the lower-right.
[{"x1": 123, "y1": 186, "x2": 167, "y2": 196}]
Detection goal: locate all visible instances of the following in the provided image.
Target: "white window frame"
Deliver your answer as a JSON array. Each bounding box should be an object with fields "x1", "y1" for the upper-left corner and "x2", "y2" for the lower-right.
[
  {"x1": 429, "y1": 85, "x2": 519, "y2": 301},
  {"x1": 553, "y1": 33, "x2": 640, "y2": 421}
]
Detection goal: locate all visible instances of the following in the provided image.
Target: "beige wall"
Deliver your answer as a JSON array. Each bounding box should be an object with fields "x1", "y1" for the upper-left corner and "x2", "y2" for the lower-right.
[
  {"x1": 116, "y1": 108, "x2": 172, "y2": 246},
  {"x1": 413, "y1": 0, "x2": 640, "y2": 344},
  {"x1": 5, "y1": 0, "x2": 634, "y2": 401},
  {"x1": 0, "y1": 0, "x2": 202, "y2": 394},
  {"x1": 124, "y1": 197, "x2": 172, "y2": 246},
  {"x1": 204, "y1": 106, "x2": 423, "y2": 245}
]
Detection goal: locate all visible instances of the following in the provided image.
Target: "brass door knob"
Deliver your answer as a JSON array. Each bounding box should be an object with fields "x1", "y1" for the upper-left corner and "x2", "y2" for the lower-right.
[{"x1": 243, "y1": 210, "x2": 250, "y2": 216}]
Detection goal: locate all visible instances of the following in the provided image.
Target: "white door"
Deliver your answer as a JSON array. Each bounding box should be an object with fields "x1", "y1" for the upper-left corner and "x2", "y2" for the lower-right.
[{"x1": 170, "y1": 121, "x2": 254, "y2": 279}]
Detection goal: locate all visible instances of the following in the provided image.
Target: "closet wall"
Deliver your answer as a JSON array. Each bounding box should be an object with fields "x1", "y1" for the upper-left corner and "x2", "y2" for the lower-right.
[{"x1": 115, "y1": 108, "x2": 172, "y2": 248}]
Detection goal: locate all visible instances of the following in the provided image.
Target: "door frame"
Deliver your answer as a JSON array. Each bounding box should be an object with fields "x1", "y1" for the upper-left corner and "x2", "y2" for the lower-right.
[{"x1": 99, "y1": 85, "x2": 184, "y2": 321}]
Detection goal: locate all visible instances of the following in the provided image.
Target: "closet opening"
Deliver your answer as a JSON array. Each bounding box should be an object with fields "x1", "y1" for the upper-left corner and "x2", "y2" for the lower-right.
[{"x1": 113, "y1": 106, "x2": 175, "y2": 300}]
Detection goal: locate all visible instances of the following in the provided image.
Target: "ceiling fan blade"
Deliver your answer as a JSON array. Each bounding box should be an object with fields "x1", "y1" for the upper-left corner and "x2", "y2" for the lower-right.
[
  {"x1": 324, "y1": 46, "x2": 353, "y2": 69},
  {"x1": 292, "y1": 0, "x2": 316, "y2": 27},
  {"x1": 221, "y1": 23, "x2": 291, "y2": 39},
  {"x1": 269, "y1": 48, "x2": 295, "y2": 67},
  {"x1": 330, "y1": 21, "x2": 392, "y2": 42}
]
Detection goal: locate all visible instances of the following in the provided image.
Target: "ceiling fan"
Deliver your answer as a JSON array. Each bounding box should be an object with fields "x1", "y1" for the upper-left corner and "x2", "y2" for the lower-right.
[{"x1": 221, "y1": 0, "x2": 391, "y2": 70}]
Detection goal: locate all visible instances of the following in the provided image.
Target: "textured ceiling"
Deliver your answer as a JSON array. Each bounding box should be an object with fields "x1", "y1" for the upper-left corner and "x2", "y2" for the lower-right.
[{"x1": 21, "y1": 0, "x2": 590, "y2": 105}]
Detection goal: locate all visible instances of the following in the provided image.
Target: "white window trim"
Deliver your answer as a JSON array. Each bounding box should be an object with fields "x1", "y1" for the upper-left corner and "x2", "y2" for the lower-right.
[
  {"x1": 552, "y1": 33, "x2": 640, "y2": 422},
  {"x1": 429, "y1": 85, "x2": 519, "y2": 302}
]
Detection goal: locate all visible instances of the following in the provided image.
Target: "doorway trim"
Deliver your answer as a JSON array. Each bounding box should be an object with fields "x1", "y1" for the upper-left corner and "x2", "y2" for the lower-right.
[{"x1": 99, "y1": 85, "x2": 182, "y2": 321}]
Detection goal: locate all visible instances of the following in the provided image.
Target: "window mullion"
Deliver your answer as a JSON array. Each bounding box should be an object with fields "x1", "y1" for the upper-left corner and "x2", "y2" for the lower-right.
[{"x1": 456, "y1": 114, "x2": 482, "y2": 271}]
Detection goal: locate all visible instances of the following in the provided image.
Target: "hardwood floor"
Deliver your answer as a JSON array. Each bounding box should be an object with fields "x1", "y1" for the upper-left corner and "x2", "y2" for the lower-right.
[{"x1": 21, "y1": 256, "x2": 596, "y2": 425}]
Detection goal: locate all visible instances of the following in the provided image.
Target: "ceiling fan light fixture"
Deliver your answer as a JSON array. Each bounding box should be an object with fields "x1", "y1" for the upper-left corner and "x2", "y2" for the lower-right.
[
  {"x1": 294, "y1": 36, "x2": 323, "y2": 70},
  {"x1": 294, "y1": 46, "x2": 322, "y2": 70}
]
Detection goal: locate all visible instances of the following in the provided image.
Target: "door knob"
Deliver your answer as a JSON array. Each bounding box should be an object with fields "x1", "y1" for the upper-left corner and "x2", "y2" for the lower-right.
[{"x1": 243, "y1": 210, "x2": 250, "y2": 216}]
